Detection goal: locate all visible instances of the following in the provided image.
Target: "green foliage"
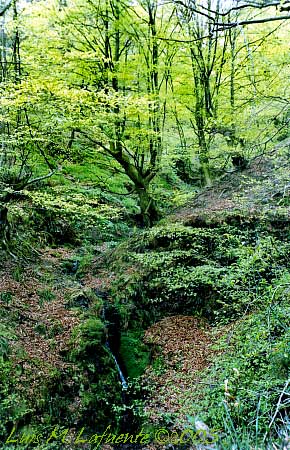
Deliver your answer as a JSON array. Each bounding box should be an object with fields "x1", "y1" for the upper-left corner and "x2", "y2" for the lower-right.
[
  {"x1": 73, "y1": 252, "x2": 95, "y2": 279},
  {"x1": 0, "y1": 0, "x2": 290, "y2": 446},
  {"x1": 11, "y1": 266, "x2": 24, "y2": 282},
  {"x1": 38, "y1": 289, "x2": 56, "y2": 304},
  {"x1": 111, "y1": 215, "x2": 290, "y2": 325},
  {"x1": 151, "y1": 355, "x2": 166, "y2": 376},
  {"x1": 0, "y1": 0, "x2": 289, "y2": 226},
  {"x1": 0, "y1": 291, "x2": 13, "y2": 306},
  {"x1": 28, "y1": 186, "x2": 129, "y2": 245},
  {"x1": 193, "y1": 279, "x2": 290, "y2": 447},
  {"x1": 0, "y1": 350, "x2": 32, "y2": 439},
  {"x1": 0, "y1": 167, "x2": 30, "y2": 188},
  {"x1": 0, "y1": 324, "x2": 14, "y2": 362},
  {"x1": 66, "y1": 287, "x2": 100, "y2": 310}
]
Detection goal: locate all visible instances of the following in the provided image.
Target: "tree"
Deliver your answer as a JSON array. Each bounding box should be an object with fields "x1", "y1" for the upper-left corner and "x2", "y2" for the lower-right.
[
  {"x1": 168, "y1": 0, "x2": 289, "y2": 182},
  {"x1": 171, "y1": 0, "x2": 232, "y2": 184},
  {"x1": 2, "y1": 0, "x2": 289, "y2": 233},
  {"x1": 14, "y1": 0, "x2": 177, "y2": 226},
  {"x1": 0, "y1": 0, "x2": 59, "y2": 249}
]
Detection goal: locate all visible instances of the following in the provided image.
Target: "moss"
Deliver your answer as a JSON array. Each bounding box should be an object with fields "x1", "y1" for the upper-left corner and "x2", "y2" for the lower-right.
[
  {"x1": 64, "y1": 316, "x2": 123, "y2": 430},
  {"x1": 119, "y1": 330, "x2": 150, "y2": 379},
  {"x1": 66, "y1": 287, "x2": 102, "y2": 310}
]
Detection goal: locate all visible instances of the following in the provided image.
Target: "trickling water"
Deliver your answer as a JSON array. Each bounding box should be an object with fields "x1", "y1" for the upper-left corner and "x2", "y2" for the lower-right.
[
  {"x1": 100, "y1": 300, "x2": 142, "y2": 434},
  {"x1": 102, "y1": 303, "x2": 128, "y2": 391},
  {"x1": 110, "y1": 349, "x2": 128, "y2": 391}
]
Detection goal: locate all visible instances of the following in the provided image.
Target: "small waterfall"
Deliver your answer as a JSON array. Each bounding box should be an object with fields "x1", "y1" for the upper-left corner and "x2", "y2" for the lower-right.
[
  {"x1": 107, "y1": 343, "x2": 128, "y2": 390},
  {"x1": 101, "y1": 302, "x2": 128, "y2": 391},
  {"x1": 100, "y1": 299, "x2": 142, "y2": 434}
]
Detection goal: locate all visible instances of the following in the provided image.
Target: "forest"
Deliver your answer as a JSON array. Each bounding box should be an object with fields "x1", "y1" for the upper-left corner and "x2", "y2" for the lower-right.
[{"x1": 0, "y1": 0, "x2": 289, "y2": 449}]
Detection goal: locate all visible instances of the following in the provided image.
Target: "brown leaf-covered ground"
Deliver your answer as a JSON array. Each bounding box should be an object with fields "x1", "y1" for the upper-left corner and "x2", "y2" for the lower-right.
[
  {"x1": 142, "y1": 316, "x2": 216, "y2": 428},
  {"x1": 0, "y1": 248, "x2": 81, "y2": 400},
  {"x1": 171, "y1": 155, "x2": 285, "y2": 224}
]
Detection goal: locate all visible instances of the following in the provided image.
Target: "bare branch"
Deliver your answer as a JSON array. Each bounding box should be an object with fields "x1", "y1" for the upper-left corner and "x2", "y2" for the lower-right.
[
  {"x1": 215, "y1": 14, "x2": 290, "y2": 27},
  {"x1": 197, "y1": 0, "x2": 290, "y2": 17},
  {"x1": 170, "y1": 0, "x2": 290, "y2": 31},
  {"x1": 24, "y1": 170, "x2": 57, "y2": 188},
  {"x1": 0, "y1": 0, "x2": 12, "y2": 16}
]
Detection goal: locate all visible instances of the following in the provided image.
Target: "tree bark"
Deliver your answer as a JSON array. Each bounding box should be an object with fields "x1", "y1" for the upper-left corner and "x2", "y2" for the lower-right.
[
  {"x1": 136, "y1": 186, "x2": 160, "y2": 227},
  {"x1": 0, "y1": 206, "x2": 9, "y2": 243}
]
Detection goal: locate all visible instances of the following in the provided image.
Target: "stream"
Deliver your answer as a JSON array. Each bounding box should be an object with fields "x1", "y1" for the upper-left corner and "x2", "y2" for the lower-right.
[
  {"x1": 106, "y1": 341, "x2": 128, "y2": 390},
  {"x1": 101, "y1": 300, "x2": 141, "y2": 437},
  {"x1": 101, "y1": 299, "x2": 129, "y2": 391}
]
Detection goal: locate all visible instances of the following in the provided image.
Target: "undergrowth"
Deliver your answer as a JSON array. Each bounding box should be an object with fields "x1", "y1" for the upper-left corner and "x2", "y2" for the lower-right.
[
  {"x1": 108, "y1": 209, "x2": 290, "y2": 448},
  {"x1": 195, "y1": 275, "x2": 290, "y2": 448}
]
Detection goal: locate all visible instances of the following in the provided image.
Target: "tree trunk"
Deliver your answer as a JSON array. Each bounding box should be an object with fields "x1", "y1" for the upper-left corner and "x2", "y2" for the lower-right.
[
  {"x1": 199, "y1": 155, "x2": 211, "y2": 187},
  {"x1": 136, "y1": 186, "x2": 160, "y2": 227},
  {"x1": 0, "y1": 206, "x2": 9, "y2": 243},
  {"x1": 197, "y1": 121, "x2": 211, "y2": 186}
]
